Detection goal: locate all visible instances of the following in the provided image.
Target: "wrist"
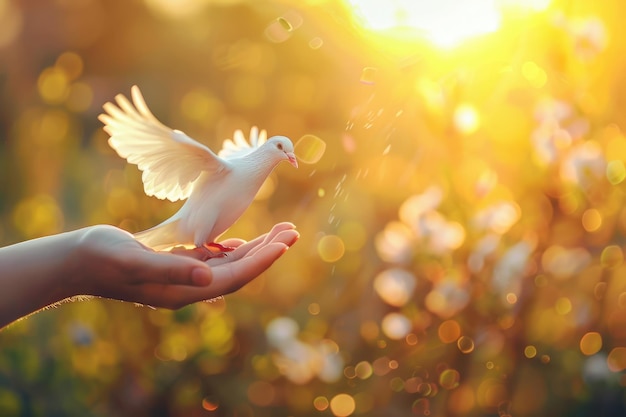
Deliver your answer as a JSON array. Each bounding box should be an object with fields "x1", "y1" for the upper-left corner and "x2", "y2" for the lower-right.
[
  {"x1": 66, "y1": 226, "x2": 110, "y2": 297},
  {"x1": 54, "y1": 229, "x2": 87, "y2": 299}
]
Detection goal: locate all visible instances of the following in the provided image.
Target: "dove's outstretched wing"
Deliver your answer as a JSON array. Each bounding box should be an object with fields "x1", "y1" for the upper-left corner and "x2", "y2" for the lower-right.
[
  {"x1": 99, "y1": 86, "x2": 230, "y2": 202},
  {"x1": 218, "y1": 126, "x2": 268, "y2": 159}
]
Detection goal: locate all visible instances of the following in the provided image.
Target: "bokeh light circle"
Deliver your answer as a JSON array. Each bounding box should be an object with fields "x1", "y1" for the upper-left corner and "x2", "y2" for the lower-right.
[
  {"x1": 439, "y1": 369, "x2": 461, "y2": 390},
  {"x1": 381, "y1": 313, "x2": 412, "y2": 340},
  {"x1": 457, "y1": 336, "x2": 475, "y2": 354},
  {"x1": 329, "y1": 393, "x2": 356, "y2": 417},
  {"x1": 438, "y1": 320, "x2": 461, "y2": 344},
  {"x1": 318, "y1": 235, "x2": 345, "y2": 263},
  {"x1": 373, "y1": 268, "x2": 416, "y2": 306},
  {"x1": 607, "y1": 347, "x2": 626, "y2": 372},
  {"x1": 580, "y1": 332, "x2": 602, "y2": 356},
  {"x1": 601, "y1": 245, "x2": 623, "y2": 268},
  {"x1": 313, "y1": 396, "x2": 329, "y2": 411},
  {"x1": 412, "y1": 398, "x2": 430, "y2": 415}
]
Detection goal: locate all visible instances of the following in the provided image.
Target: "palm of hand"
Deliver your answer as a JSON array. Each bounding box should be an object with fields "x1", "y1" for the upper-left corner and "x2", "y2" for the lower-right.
[{"x1": 74, "y1": 223, "x2": 298, "y2": 309}]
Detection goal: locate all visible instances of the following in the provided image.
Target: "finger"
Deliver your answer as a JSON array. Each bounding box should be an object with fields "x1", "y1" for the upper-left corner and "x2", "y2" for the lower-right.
[
  {"x1": 266, "y1": 222, "x2": 297, "y2": 240},
  {"x1": 206, "y1": 228, "x2": 299, "y2": 267},
  {"x1": 239, "y1": 222, "x2": 296, "y2": 250},
  {"x1": 206, "y1": 236, "x2": 258, "y2": 265},
  {"x1": 246, "y1": 228, "x2": 300, "y2": 257},
  {"x1": 207, "y1": 223, "x2": 295, "y2": 266},
  {"x1": 205, "y1": 223, "x2": 295, "y2": 266},
  {"x1": 205, "y1": 237, "x2": 263, "y2": 266},
  {"x1": 235, "y1": 223, "x2": 296, "y2": 258},
  {"x1": 218, "y1": 238, "x2": 246, "y2": 248},
  {"x1": 209, "y1": 242, "x2": 289, "y2": 294},
  {"x1": 132, "y1": 251, "x2": 213, "y2": 286},
  {"x1": 269, "y1": 226, "x2": 299, "y2": 246}
]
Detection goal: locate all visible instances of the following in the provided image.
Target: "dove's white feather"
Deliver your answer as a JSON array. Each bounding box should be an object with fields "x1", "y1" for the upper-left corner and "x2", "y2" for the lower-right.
[
  {"x1": 99, "y1": 85, "x2": 298, "y2": 251},
  {"x1": 99, "y1": 86, "x2": 229, "y2": 202},
  {"x1": 218, "y1": 126, "x2": 268, "y2": 159}
]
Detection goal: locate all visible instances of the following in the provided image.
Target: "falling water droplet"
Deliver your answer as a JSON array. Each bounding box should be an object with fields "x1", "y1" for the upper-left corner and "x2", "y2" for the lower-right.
[
  {"x1": 265, "y1": 13, "x2": 300, "y2": 43},
  {"x1": 309, "y1": 37, "x2": 324, "y2": 49},
  {"x1": 360, "y1": 67, "x2": 377, "y2": 85},
  {"x1": 277, "y1": 17, "x2": 293, "y2": 31}
]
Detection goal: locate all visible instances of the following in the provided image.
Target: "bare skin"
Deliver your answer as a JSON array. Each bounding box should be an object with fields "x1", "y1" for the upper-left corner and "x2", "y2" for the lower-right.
[{"x1": 0, "y1": 222, "x2": 299, "y2": 329}]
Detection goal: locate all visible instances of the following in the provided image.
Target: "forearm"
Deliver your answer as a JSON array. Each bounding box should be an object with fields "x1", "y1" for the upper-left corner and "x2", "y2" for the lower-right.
[
  {"x1": 0, "y1": 222, "x2": 298, "y2": 329},
  {"x1": 0, "y1": 230, "x2": 82, "y2": 329}
]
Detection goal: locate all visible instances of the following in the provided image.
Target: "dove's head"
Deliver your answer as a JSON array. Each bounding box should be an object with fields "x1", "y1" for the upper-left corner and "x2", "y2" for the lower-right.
[{"x1": 267, "y1": 136, "x2": 298, "y2": 168}]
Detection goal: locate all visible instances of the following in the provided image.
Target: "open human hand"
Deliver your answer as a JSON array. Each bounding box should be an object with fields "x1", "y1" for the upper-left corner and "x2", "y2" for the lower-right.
[{"x1": 73, "y1": 222, "x2": 299, "y2": 309}]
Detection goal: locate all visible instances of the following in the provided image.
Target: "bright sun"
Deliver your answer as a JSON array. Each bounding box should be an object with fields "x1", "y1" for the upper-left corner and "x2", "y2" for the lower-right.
[{"x1": 348, "y1": 0, "x2": 550, "y2": 48}]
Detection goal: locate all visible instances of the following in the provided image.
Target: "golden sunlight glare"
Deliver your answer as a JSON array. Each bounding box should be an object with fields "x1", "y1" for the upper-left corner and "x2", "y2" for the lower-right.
[{"x1": 348, "y1": 0, "x2": 551, "y2": 47}]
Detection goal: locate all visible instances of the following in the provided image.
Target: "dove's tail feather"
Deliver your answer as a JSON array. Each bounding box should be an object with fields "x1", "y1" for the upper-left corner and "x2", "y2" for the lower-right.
[{"x1": 133, "y1": 219, "x2": 187, "y2": 251}]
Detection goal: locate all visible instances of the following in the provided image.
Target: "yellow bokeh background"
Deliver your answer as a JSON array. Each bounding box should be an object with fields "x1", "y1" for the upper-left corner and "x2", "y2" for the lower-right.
[{"x1": 3, "y1": 0, "x2": 626, "y2": 416}]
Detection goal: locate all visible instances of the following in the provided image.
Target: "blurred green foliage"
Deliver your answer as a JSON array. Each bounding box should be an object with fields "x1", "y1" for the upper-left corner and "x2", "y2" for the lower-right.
[{"x1": 3, "y1": 0, "x2": 626, "y2": 416}]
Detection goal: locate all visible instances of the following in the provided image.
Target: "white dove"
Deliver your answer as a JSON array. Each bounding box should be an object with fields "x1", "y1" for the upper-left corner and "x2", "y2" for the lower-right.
[{"x1": 98, "y1": 85, "x2": 298, "y2": 256}]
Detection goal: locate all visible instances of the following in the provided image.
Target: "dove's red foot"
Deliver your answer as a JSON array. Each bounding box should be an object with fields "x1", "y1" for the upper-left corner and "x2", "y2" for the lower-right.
[
  {"x1": 204, "y1": 242, "x2": 235, "y2": 253},
  {"x1": 194, "y1": 242, "x2": 236, "y2": 261}
]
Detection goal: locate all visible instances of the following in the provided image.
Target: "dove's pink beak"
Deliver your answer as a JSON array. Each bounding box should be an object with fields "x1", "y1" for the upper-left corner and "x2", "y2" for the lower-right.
[{"x1": 287, "y1": 152, "x2": 298, "y2": 168}]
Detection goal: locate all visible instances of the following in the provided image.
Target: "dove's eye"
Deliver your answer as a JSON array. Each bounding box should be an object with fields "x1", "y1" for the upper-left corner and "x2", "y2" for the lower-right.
[{"x1": 277, "y1": 143, "x2": 284, "y2": 151}]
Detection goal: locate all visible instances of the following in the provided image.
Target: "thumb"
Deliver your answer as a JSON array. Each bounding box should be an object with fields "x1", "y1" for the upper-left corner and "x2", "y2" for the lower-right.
[{"x1": 135, "y1": 251, "x2": 213, "y2": 286}]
